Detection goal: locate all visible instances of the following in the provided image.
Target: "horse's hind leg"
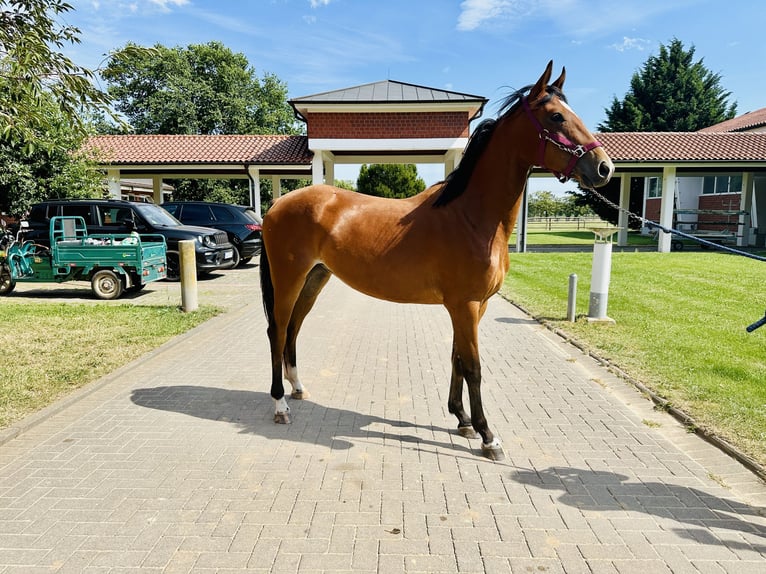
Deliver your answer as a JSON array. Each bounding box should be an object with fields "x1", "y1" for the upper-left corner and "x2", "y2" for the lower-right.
[{"x1": 284, "y1": 264, "x2": 332, "y2": 400}]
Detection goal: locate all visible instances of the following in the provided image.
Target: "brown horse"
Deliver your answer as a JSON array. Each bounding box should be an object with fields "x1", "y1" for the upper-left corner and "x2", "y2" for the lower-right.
[{"x1": 260, "y1": 61, "x2": 614, "y2": 460}]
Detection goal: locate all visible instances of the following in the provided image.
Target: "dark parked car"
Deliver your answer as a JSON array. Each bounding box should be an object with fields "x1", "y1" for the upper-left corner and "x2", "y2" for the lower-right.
[
  {"x1": 162, "y1": 201, "x2": 262, "y2": 267},
  {"x1": 24, "y1": 199, "x2": 235, "y2": 280}
]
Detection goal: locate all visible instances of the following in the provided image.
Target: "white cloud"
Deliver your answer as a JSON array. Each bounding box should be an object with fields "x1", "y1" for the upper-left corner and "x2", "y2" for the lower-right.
[
  {"x1": 148, "y1": 0, "x2": 189, "y2": 11},
  {"x1": 610, "y1": 36, "x2": 653, "y2": 52},
  {"x1": 457, "y1": 0, "x2": 513, "y2": 31},
  {"x1": 309, "y1": 0, "x2": 332, "y2": 7}
]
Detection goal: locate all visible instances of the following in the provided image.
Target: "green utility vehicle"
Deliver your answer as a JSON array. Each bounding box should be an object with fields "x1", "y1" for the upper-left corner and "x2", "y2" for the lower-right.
[{"x1": 0, "y1": 216, "x2": 167, "y2": 300}]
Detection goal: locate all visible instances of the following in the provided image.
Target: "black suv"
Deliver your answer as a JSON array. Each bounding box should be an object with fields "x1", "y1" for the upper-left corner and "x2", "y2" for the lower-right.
[
  {"x1": 162, "y1": 201, "x2": 262, "y2": 267},
  {"x1": 25, "y1": 199, "x2": 235, "y2": 280}
]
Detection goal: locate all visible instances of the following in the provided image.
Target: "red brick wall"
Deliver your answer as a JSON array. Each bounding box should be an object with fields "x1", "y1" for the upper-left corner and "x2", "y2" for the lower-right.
[
  {"x1": 645, "y1": 193, "x2": 743, "y2": 231},
  {"x1": 306, "y1": 111, "x2": 470, "y2": 139},
  {"x1": 697, "y1": 193, "x2": 741, "y2": 231}
]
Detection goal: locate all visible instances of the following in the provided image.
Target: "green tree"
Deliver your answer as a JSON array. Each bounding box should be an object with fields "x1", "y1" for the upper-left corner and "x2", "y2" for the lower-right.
[
  {"x1": 0, "y1": 93, "x2": 103, "y2": 217},
  {"x1": 599, "y1": 38, "x2": 736, "y2": 132},
  {"x1": 101, "y1": 41, "x2": 300, "y2": 202},
  {"x1": 101, "y1": 41, "x2": 299, "y2": 136},
  {"x1": 0, "y1": 0, "x2": 120, "y2": 153},
  {"x1": 357, "y1": 164, "x2": 425, "y2": 199}
]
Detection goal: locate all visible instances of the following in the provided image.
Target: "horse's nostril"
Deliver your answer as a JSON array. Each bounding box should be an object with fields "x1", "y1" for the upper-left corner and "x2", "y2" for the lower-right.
[{"x1": 598, "y1": 160, "x2": 614, "y2": 179}]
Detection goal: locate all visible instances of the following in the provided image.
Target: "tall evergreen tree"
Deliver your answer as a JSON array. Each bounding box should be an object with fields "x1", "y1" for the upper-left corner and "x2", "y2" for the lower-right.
[{"x1": 599, "y1": 38, "x2": 736, "y2": 132}]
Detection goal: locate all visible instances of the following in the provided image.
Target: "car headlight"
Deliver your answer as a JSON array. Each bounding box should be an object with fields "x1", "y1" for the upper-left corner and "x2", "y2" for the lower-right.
[{"x1": 202, "y1": 235, "x2": 216, "y2": 248}]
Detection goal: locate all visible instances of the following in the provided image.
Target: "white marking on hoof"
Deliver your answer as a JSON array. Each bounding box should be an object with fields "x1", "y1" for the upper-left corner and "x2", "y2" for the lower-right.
[
  {"x1": 481, "y1": 438, "x2": 505, "y2": 461},
  {"x1": 285, "y1": 365, "x2": 308, "y2": 399},
  {"x1": 274, "y1": 397, "x2": 290, "y2": 424}
]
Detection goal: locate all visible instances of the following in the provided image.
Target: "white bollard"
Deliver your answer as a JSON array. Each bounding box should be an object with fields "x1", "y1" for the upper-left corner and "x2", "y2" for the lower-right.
[
  {"x1": 567, "y1": 273, "x2": 578, "y2": 322},
  {"x1": 587, "y1": 228, "x2": 619, "y2": 324}
]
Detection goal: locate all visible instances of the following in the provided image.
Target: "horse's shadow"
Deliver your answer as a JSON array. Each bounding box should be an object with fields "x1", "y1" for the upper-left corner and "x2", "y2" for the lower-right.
[
  {"x1": 130, "y1": 385, "x2": 472, "y2": 456},
  {"x1": 513, "y1": 467, "x2": 766, "y2": 552}
]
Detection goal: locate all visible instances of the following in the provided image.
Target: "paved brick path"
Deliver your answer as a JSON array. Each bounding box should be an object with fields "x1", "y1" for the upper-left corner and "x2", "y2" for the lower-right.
[{"x1": 1, "y1": 265, "x2": 765, "y2": 572}]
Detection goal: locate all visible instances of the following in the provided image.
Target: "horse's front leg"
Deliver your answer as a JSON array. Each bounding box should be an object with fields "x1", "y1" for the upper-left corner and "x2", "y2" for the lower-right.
[
  {"x1": 447, "y1": 300, "x2": 504, "y2": 461},
  {"x1": 448, "y1": 341, "x2": 477, "y2": 439}
]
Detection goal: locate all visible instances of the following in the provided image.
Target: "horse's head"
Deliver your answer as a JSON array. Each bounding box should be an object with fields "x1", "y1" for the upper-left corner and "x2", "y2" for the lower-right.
[{"x1": 523, "y1": 61, "x2": 614, "y2": 189}]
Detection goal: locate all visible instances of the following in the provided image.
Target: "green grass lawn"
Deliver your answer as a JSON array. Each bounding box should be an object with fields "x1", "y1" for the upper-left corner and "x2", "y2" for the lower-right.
[
  {"x1": 501, "y1": 250, "x2": 766, "y2": 467},
  {"x1": 0, "y1": 304, "x2": 219, "y2": 429}
]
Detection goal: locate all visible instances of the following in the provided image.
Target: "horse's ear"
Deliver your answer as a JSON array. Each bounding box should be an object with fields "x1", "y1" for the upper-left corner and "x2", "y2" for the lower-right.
[
  {"x1": 551, "y1": 67, "x2": 566, "y2": 90},
  {"x1": 529, "y1": 60, "x2": 554, "y2": 100}
]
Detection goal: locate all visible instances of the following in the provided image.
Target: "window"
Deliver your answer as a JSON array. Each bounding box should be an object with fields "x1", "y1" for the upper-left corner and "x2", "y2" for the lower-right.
[
  {"x1": 702, "y1": 174, "x2": 742, "y2": 194},
  {"x1": 647, "y1": 177, "x2": 662, "y2": 198}
]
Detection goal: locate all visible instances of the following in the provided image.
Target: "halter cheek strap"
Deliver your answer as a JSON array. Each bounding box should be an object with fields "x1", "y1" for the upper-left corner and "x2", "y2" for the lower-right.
[{"x1": 522, "y1": 97, "x2": 603, "y2": 183}]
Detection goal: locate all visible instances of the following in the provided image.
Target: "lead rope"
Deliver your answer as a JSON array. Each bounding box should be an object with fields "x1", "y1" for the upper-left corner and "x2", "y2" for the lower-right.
[{"x1": 587, "y1": 187, "x2": 766, "y2": 332}]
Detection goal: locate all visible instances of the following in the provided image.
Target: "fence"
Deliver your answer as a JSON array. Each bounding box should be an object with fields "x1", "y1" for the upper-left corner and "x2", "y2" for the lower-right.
[{"x1": 527, "y1": 216, "x2": 605, "y2": 231}]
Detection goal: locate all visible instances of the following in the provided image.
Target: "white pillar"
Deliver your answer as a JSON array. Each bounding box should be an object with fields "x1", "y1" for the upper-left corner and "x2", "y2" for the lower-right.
[
  {"x1": 312, "y1": 151, "x2": 324, "y2": 185},
  {"x1": 617, "y1": 174, "x2": 630, "y2": 247},
  {"x1": 324, "y1": 159, "x2": 335, "y2": 187},
  {"x1": 657, "y1": 166, "x2": 676, "y2": 253},
  {"x1": 107, "y1": 169, "x2": 121, "y2": 199},
  {"x1": 152, "y1": 176, "x2": 163, "y2": 204},
  {"x1": 271, "y1": 175, "x2": 282, "y2": 201},
  {"x1": 738, "y1": 172, "x2": 754, "y2": 247},
  {"x1": 248, "y1": 165, "x2": 262, "y2": 219}
]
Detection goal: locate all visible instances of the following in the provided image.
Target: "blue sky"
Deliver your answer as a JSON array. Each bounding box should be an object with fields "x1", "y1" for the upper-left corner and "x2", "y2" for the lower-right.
[{"x1": 65, "y1": 0, "x2": 765, "y2": 192}]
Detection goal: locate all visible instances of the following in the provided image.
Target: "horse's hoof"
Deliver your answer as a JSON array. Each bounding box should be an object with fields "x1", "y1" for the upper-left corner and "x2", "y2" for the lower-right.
[
  {"x1": 480, "y1": 441, "x2": 505, "y2": 461},
  {"x1": 274, "y1": 412, "x2": 291, "y2": 424},
  {"x1": 291, "y1": 389, "x2": 309, "y2": 400},
  {"x1": 457, "y1": 425, "x2": 478, "y2": 439}
]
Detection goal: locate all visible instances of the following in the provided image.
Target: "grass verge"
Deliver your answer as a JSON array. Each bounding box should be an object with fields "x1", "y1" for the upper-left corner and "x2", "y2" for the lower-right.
[
  {"x1": 501, "y1": 251, "x2": 766, "y2": 467},
  {"x1": 0, "y1": 304, "x2": 219, "y2": 429}
]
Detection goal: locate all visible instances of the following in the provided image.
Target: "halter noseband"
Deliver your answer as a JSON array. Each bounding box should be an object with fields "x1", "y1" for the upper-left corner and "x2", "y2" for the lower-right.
[{"x1": 522, "y1": 96, "x2": 603, "y2": 183}]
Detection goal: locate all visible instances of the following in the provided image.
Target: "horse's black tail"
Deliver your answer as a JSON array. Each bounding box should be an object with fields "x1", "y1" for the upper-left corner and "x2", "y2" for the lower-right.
[{"x1": 259, "y1": 242, "x2": 275, "y2": 330}]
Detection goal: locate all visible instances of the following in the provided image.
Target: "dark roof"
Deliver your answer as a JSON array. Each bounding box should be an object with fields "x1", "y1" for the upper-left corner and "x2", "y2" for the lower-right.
[
  {"x1": 289, "y1": 80, "x2": 487, "y2": 105},
  {"x1": 698, "y1": 108, "x2": 766, "y2": 133},
  {"x1": 596, "y1": 132, "x2": 766, "y2": 163},
  {"x1": 85, "y1": 134, "x2": 312, "y2": 165}
]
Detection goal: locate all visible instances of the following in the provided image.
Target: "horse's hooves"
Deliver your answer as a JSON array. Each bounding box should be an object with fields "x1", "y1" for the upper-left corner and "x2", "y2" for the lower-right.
[
  {"x1": 274, "y1": 412, "x2": 291, "y2": 424},
  {"x1": 481, "y1": 443, "x2": 505, "y2": 461},
  {"x1": 291, "y1": 390, "x2": 309, "y2": 400},
  {"x1": 457, "y1": 425, "x2": 478, "y2": 439}
]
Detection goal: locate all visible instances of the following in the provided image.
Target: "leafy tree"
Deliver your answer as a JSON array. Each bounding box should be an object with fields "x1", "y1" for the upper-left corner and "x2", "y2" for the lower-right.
[
  {"x1": 0, "y1": 1, "x2": 115, "y2": 215},
  {"x1": 599, "y1": 38, "x2": 736, "y2": 132},
  {"x1": 0, "y1": 93, "x2": 104, "y2": 217},
  {"x1": 357, "y1": 164, "x2": 425, "y2": 199},
  {"x1": 101, "y1": 41, "x2": 301, "y2": 201},
  {"x1": 0, "y1": 0, "x2": 127, "y2": 153},
  {"x1": 101, "y1": 41, "x2": 299, "y2": 136}
]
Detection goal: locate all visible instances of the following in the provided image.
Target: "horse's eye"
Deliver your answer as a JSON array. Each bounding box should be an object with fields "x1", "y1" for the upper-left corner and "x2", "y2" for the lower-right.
[{"x1": 551, "y1": 112, "x2": 565, "y2": 123}]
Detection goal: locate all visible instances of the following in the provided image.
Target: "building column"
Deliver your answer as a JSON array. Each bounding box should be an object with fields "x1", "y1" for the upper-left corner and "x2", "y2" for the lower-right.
[
  {"x1": 152, "y1": 176, "x2": 163, "y2": 204},
  {"x1": 444, "y1": 149, "x2": 461, "y2": 179},
  {"x1": 248, "y1": 165, "x2": 262, "y2": 219},
  {"x1": 617, "y1": 174, "x2": 630, "y2": 247},
  {"x1": 271, "y1": 175, "x2": 282, "y2": 201},
  {"x1": 739, "y1": 172, "x2": 754, "y2": 247},
  {"x1": 311, "y1": 151, "x2": 324, "y2": 185},
  {"x1": 657, "y1": 166, "x2": 676, "y2": 253},
  {"x1": 107, "y1": 169, "x2": 121, "y2": 199},
  {"x1": 324, "y1": 158, "x2": 335, "y2": 186}
]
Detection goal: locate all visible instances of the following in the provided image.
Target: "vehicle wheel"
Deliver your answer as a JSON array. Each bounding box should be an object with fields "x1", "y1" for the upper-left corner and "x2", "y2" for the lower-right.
[
  {"x1": 231, "y1": 245, "x2": 242, "y2": 268},
  {"x1": 165, "y1": 250, "x2": 180, "y2": 281},
  {"x1": 91, "y1": 269, "x2": 124, "y2": 300},
  {"x1": 0, "y1": 264, "x2": 16, "y2": 295}
]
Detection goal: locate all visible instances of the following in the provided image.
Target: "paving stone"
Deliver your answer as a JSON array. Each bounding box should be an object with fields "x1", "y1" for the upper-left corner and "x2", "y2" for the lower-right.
[{"x1": 0, "y1": 268, "x2": 765, "y2": 572}]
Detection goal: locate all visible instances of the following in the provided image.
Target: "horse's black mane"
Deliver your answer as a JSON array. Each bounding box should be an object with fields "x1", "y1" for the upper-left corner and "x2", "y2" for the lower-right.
[{"x1": 433, "y1": 84, "x2": 566, "y2": 207}]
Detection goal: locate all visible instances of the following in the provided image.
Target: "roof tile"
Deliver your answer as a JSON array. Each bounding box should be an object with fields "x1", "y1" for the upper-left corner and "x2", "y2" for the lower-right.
[{"x1": 85, "y1": 134, "x2": 312, "y2": 165}]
